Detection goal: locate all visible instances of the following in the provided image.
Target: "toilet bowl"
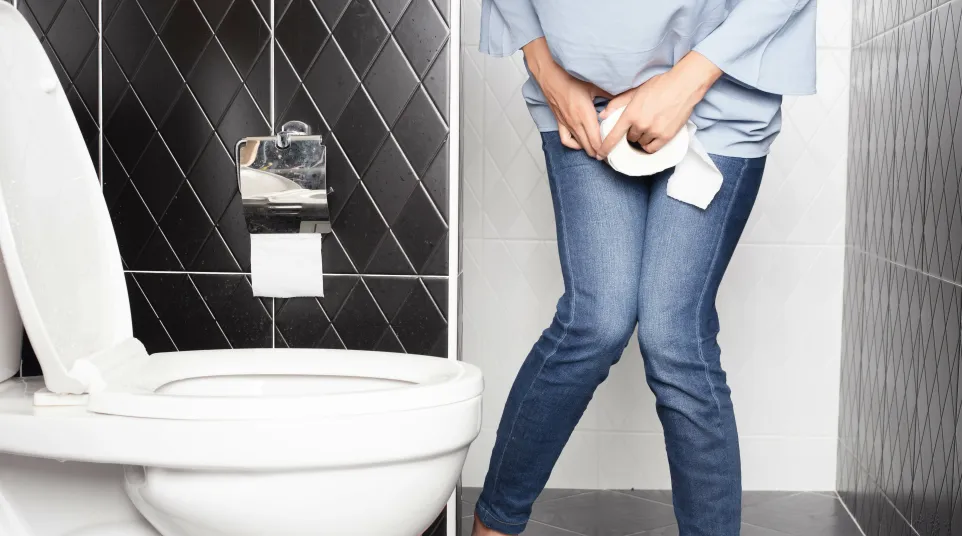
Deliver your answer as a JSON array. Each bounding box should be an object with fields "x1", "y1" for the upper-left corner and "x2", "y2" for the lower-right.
[{"x1": 0, "y1": 5, "x2": 481, "y2": 536}]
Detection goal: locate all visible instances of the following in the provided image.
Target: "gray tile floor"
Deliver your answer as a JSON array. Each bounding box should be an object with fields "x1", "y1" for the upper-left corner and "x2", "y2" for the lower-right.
[{"x1": 460, "y1": 488, "x2": 863, "y2": 536}]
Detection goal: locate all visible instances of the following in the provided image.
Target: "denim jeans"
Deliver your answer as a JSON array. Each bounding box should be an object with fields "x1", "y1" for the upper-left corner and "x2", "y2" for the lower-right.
[{"x1": 474, "y1": 132, "x2": 766, "y2": 536}]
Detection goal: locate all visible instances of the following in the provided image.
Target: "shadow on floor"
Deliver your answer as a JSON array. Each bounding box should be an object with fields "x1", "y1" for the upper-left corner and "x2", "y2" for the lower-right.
[{"x1": 460, "y1": 488, "x2": 862, "y2": 536}]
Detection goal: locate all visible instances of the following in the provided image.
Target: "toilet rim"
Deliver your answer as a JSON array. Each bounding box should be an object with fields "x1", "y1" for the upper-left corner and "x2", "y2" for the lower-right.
[{"x1": 86, "y1": 349, "x2": 483, "y2": 421}]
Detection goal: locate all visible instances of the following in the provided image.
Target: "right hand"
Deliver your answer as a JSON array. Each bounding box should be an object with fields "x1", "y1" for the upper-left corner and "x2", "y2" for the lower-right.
[{"x1": 523, "y1": 39, "x2": 612, "y2": 158}]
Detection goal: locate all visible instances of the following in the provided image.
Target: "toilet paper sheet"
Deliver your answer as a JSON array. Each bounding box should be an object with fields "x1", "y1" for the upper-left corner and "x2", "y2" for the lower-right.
[
  {"x1": 600, "y1": 107, "x2": 723, "y2": 210},
  {"x1": 251, "y1": 233, "x2": 324, "y2": 297}
]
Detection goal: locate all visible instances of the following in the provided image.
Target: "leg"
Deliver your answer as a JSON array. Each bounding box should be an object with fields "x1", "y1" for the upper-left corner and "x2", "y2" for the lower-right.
[
  {"x1": 636, "y1": 155, "x2": 766, "y2": 536},
  {"x1": 475, "y1": 132, "x2": 650, "y2": 534}
]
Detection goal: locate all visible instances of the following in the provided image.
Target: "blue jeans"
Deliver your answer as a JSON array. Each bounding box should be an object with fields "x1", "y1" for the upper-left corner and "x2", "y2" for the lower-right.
[{"x1": 475, "y1": 132, "x2": 766, "y2": 536}]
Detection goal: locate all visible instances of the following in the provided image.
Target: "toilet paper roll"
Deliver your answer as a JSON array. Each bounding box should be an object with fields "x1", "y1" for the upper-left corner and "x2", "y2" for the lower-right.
[
  {"x1": 250, "y1": 233, "x2": 324, "y2": 297},
  {"x1": 600, "y1": 107, "x2": 723, "y2": 210}
]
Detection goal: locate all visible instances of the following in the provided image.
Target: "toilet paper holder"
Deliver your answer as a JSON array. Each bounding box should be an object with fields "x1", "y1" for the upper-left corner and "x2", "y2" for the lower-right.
[{"x1": 235, "y1": 120, "x2": 331, "y2": 234}]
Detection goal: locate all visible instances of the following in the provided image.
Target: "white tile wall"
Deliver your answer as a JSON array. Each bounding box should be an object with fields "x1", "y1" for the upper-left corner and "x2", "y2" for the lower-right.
[{"x1": 461, "y1": 0, "x2": 852, "y2": 491}]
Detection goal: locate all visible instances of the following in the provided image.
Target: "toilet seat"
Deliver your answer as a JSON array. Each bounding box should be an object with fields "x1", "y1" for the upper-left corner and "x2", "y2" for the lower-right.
[{"x1": 87, "y1": 349, "x2": 482, "y2": 420}]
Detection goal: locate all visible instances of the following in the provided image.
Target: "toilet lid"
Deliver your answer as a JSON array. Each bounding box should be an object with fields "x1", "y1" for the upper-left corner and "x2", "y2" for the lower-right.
[{"x1": 0, "y1": 6, "x2": 135, "y2": 394}]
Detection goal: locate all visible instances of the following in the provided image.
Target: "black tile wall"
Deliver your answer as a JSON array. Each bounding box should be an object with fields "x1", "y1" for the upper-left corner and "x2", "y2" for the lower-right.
[
  {"x1": 15, "y1": 0, "x2": 452, "y2": 359},
  {"x1": 15, "y1": 1, "x2": 454, "y2": 530},
  {"x1": 840, "y1": 1, "x2": 962, "y2": 535}
]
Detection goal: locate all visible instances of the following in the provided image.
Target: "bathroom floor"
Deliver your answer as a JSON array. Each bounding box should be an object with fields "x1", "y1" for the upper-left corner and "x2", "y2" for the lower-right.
[{"x1": 460, "y1": 488, "x2": 863, "y2": 536}]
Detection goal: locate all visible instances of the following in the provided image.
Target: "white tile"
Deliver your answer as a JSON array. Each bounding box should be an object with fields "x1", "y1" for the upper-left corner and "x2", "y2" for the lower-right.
[
  {"x1": 816, "y1": 0, "x2": 853, "y2": 49},
  {"x1": 461, "y1": 0, "x2": 481, "y2": 46},
  {"x1": 741, "y1": 436, "x2": 839, "y2": 490},
  {"x1": 545, "y1": 431, "x2": 600, "y2": 489},
  {"x1": 462, "y1": 428, "x2": 496, "y2": 487}
]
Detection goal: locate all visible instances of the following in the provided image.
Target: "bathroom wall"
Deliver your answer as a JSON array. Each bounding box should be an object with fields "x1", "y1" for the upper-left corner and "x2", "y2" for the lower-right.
[
  {"x1": 13, "y1": 0, "x2": 455, "y2": 534},
  {"x1": 838, "y1": 0, "x2": 962, "y2": 533},
  {"x1": 460, "y1": 1, "x2": 851, "y2": 490}
]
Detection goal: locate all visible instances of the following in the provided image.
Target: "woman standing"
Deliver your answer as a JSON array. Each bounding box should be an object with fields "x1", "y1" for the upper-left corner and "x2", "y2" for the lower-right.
[{"x1": 471, "y1": 1, "x2": 816, "y2": 535}]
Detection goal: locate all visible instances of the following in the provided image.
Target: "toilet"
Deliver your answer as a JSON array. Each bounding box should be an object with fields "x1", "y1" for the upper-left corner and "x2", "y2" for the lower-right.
[{"x1": 0, "y1": 5, "x2": 482, "y2": 536}]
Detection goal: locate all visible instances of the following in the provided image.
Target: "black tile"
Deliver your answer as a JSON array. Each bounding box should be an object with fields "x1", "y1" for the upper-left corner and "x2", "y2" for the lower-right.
[
  {"x1": 106, "y1": 88, "x2": 156, "y2": 172},
  {"x1": 274, "y1": 43, "x2": 303, "y2": 115},
  {"x1": 160, "y1": 0, "x2": 212, "y2": 75},
  {"x1": 218, "y1": 88, "x2": 270, "y2": 152},
  {"x1": 364, "y1": 38, "x2": 419, "y2": 125},
  {"x1": 246, "y1": 47, "x2": 272, "y2": 118},
  {"x1": 131, "y1": 42, "x2": 184, "y2": 123},
  {"x1": 303, "y1": 41, "x2": 359, "y2": 126},
  {"x1": 161, "y1": 90, "x2": 213, "y2": 172},
  {"x1": 276, "y1": 0, "x2": 328, "y2": 77},
  {"x1": 193, "y1": 275, "x2": 272, "y2": 348},
  {"x1": 424, "y1": 278, "x2": 447, "y2": 316},
  {"x1": 424, "y1": 41, "x2": 449, "y2": 121},
  {"x1": 191, "y1": 230, "x2": 241, "y2": 272},
  {"x1": 196, "y1": 0, "x2": 231, "y2": 28},
  {"x1": 394, "y1": 87, "x2": 447, "y2": 176},
  {"x1": 393, "y1": 186, "x2": 446, "y2": 272},
  {"x1": 42, "y1": 38, "x2": 72, "y2": 97},
  {"x1": 393, "y1": 0, "x2": 447, "y2": 77},
  {"x1": 332, "y1": 0, "x2": 389, "y2": 76},
  {"x1": 134, "y1": 227, "x2": 182, "y2": 271},
  {"x1": 216, "y1": 193, "x2": 252, "y2": 271},
  {"x1": 275, "y1": 298, "x2": 331, "y2": 348},
  {"x1": 363, "y1": 136, "x2": 419, "y2": 224},
  {"x1": 431, "y1": 0, "x2": 448, "y2": 24},
  {"x1": 159, "y1": 183, "x2": 214, "y2": 266},
  {"x1": 216, "y1": 0, "x2": 269, "y2": 78},
  {"x1": 188, "y1": 41, "x2": 241, "y2": 125},
  {"x1": 392, "y1": 281, "x2": 445, "y2": 354},
  {"x1": 322, "y1": 233, "x2": 357, "y2": 273},
  {"x1": 109, "y1": 181, "x2": 155, "y2": 264},
  {"x1": 125, "y1": 274, "x2": 177, "y2": 354},
  {"x1": 366, "y1": 231, "x2": 415, "y2": 274},
  {"x1": 373, "y1": 0, "x2": 408, "y2": 28},
  {"x1": 135, "y1": 273, "x2": 229, "y2": 350},
  {"x1": 103, "y1": 144, "x2": 130, "y2": 210},
  {"x1": 364, "y1": 276, "x2": 417, "y2": 320},
  {"x1": 530, "y1": 490, "x2": 677, "y2": 536},
  {"x1": 18, "y1": 0, "x2": 45, "y2": 38},
  {"x1": 423, "y1": 140, "x2": 448, "y2": 220},
  {"x1": 326, "y1": 137, "x2": 361, "y2": 219},
  {"x1": 375, "y1": 327, "x2": 405, "y2": 352},
  {"x1": 23, "y1": 0, "x2": 66, "y2": 32},
  {"x1": 130, "y1": 135, "x2": 185, "y2": 218},
  {"x1": 45, "y1": 0, "x2": 97, "y2": 79},
  {"x1": 314, "y1": 0, "x2": 351, "y2": 24},
  {"x1": 102, "y1": 49, "x2": 130, "y2": 121},
  {"x1": 333, "y1": 89, "x2": 388, "y2": 174},
  {"x1": 332, "y1": 282, "x2": 388, "y2": 350},
  {"x1": 74, "y1": 46, "x2": 100, "y2": 114},
  {"x1": 279, "y1": 86, "x2": 325, "y2": 140},
  {"x1": 319, "y1": 275, "x2": 358, "y2": 319},
  {"x1": 104, "y1": 0, "x2": 155, "y2": 78},
  {"x1": 189, "y1": 138, "x2": 238, "y2": 222},
  {"x1": 333, "y1": 187, "x2": 388, "y2": 269}
]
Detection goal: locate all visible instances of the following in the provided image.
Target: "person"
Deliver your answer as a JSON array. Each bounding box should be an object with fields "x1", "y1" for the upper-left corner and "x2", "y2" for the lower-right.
[{"x1": 471, "y1": 1, "x2": 816, "y2": 535}]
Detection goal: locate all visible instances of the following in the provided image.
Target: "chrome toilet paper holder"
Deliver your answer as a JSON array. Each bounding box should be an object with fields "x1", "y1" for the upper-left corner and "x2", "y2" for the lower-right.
[{"x1": 235, "y1": 120, "x2": 331, "y2": 234}]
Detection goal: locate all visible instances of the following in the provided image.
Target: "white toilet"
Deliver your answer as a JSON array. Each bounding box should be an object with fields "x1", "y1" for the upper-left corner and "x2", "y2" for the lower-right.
[{"x1": 0, "y1": 5, "x2": 482, "y2": 536}]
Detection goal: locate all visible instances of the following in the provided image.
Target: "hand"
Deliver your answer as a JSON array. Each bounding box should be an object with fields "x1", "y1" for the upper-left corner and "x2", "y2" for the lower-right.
[
  {"x1": 598, "y1": 52, "x2": 722, "y2": 157},
  {"x1": 524, "y1": 38, "x2": 612, "y2": 158}
]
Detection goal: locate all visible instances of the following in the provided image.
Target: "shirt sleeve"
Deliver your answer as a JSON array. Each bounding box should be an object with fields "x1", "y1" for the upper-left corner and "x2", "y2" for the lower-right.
[
  {"x1": 693, "y1": 0, "x2": 817, "y2": 96},
  {"x1": 479, "y1": 0, "x2": 545, "y2": 57}
]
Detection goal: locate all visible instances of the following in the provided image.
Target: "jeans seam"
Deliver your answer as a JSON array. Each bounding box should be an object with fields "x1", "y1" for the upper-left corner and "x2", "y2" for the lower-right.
[
  {"x1": 475, "y1": 502, "x2": 527, "y2": 527},
  {"x1": 694, "y1": 157, "x2": 747, "y2": 417},
  {"x1": 486, "y1": 159, "x2": 577, "y2": 502}
]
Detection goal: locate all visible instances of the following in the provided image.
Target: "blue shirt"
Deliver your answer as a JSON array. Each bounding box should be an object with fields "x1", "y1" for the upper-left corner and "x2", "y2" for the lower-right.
[{"x1": 479, "y1": 0, "x2": 817, "y2": 157}]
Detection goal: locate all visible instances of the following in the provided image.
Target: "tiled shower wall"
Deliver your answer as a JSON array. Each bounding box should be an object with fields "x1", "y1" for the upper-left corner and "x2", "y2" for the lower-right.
[
  {"x1": 838, "y1": 0, "x2": 962, "y2": 534},
  {"x1": 12, "y1": 0, "x2": 454, "y2": 534},
  {"x1": 460, "y1": 0, "x2": 851, "y2": 490}
]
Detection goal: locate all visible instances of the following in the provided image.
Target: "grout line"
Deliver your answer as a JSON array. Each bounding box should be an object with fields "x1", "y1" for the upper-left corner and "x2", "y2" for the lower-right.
[
  {"x1": 122, "y1": 269, "x2": 448, "y2": 279},
  {"x1": 837, "y1": 491, "x2": 869, "y2": 536},
  {"x1": 854, "y1": 245, "x2": 962, "y2": 289},
  {"x1": 856, "y1": 2, "x2": 942, "y2": 47}
]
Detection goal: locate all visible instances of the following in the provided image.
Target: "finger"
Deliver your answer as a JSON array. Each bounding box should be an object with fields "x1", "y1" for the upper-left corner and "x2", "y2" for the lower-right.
[
  {"x1": 644, "y1": 138, "x2": 666, "y2": 154},
  {"x1": 559, "y1": 124, "x2": 582, "y2": 150},
  {"x1": 577, "y1": 124, "x2": 597, "y2": 158},
  {"x1": 599, "y1": 93, "x2": 633, "y2": 119},
  {"x1": 584, "y1": 117, "x2": 604, "y2": 158},
  {"x1": 599, "y1": 116, "x2": 631, "y2": 157},
  {"x1": 626, "y1": 125, "x2": 644, "y2": 144},
  {"x1": 638, "y1": 131, "x2": 657, "y2": 149}
]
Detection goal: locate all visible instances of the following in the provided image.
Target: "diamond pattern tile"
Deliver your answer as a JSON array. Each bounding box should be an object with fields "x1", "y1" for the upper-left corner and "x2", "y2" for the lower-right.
[
  {"x1": 19, "y1": 0, "x2": 99, "y2": 167},
  {"x1": 16, "y1": 0, "x2": 455, "y2": 485},
  {"x1": 840, "y1": 4, "x2": 962, "y2": 535}
]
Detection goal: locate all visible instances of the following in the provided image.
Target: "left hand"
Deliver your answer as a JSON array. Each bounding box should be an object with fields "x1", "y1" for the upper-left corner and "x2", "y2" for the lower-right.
[{"x1": 598, "y1": 52, "x2": 722, "y2": 157}]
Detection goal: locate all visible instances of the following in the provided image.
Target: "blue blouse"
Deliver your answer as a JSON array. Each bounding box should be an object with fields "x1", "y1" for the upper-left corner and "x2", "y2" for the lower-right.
[{"x1": 479, "y1": 0, "x2": 817, "y2": 157}]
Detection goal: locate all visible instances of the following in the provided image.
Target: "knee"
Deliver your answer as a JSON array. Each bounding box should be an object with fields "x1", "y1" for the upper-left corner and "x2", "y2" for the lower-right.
[{"x1": 549, "y1": 295, "x2": 636, "y2": 365}]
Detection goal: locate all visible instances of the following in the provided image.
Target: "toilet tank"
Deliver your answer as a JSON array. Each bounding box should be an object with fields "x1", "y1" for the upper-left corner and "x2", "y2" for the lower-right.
[{"x1": 0, "y1": 255, "x2": 21, "y2": 381}]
